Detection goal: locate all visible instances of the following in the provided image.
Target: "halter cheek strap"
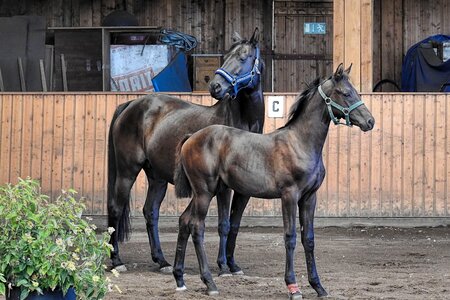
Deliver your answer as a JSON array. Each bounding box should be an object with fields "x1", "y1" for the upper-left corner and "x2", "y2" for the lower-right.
[
  {"x1": 318, "y1": 85, "x2": 364, "y2": 126},
  {"x1": 215, "y1": 47, "x2": 261, "y2": 98}
]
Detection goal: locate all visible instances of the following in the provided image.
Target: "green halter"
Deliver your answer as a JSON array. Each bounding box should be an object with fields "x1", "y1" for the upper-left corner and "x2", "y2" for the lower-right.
[{"x1": 318, "y1": 85, "x2": 364, "y2": 126}]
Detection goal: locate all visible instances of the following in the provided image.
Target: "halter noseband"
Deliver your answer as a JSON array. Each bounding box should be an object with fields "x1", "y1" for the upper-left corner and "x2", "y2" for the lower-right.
[
  {"x1": 318, "y1": 84, "x2": 364, "y2": 126},
  {"x1": 215, "y1": 47, "x2": 261, "y2": 98}
]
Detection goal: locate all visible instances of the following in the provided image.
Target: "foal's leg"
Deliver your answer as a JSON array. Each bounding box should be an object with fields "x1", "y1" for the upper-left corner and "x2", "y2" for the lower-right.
[
  {"x1": 281, "y1": 191, "x2": 303, "y2": 300},
  {"x1": 142, "y1": 175, "x2": 171, "y2": 273},
  {"x1": 191, "y1": 194, "x2": 219, "y2": 295},
  {"x1": 299, "y1": 193, "x2": 327, "y2": 297},
  {"x1": 216, "y1": 188, "x2": 232, "y2": 276},
  {"x1": 226, "y1": 192, "x2": 250, "y2": 274},
  {"x1": 173, "y1": 202, "x2": 193, "y2": 291}
]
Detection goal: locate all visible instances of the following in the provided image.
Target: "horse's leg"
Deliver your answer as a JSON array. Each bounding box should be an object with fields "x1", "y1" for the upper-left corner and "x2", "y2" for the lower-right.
[
  {"x1": 142, "y1": 175, "x2": 171, "y2": 273},
  {"x1": 216, "y1": 188, "x2": 232, "y2": 276},
  {"x1": 173, "y1": 202, "x2": 192, "y2": 291},
  {"x1": 191, "y1": 194, "x2": 218, "y2": 295},
  {"x1": 225, "y1": 192, "x2": 250, "y2": 275},
  {"x1": 281, "y1": 191, "x2": 302, "y2": 300},
  {"x1": 299, "y1": 193, "x2": 328, "y2": 297},
  {"x1": 108, "y1": 173, "x2": 139, "y2": 271}
]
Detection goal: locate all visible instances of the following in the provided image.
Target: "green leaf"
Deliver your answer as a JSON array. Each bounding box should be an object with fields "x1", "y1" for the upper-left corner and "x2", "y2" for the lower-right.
[
  {"x1": 16, "y1": 279, "x2": 28, "y2": 287},
  {"x1": 0, "y1": 283, "x2": 5, "y2": 295},
  {"x1": 26, "y1": 266, "x2": 33, "y2": 276},
  {"x1": 20, "y1": 288, "x2": 29, "y2": 300}
]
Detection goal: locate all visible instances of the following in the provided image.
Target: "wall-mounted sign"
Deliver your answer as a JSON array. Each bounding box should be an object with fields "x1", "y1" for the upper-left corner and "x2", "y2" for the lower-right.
[
  {"x1": 304, "y1": 22, "x2": 326, "y2": 35},
  {"x1": 267, "y1": 96, "x2": 284, "y2": 118}
]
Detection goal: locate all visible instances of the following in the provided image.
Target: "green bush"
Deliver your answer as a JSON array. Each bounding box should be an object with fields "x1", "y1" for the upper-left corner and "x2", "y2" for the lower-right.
[{"x1": 0, "y1": 178, "x2": 115, "y2": 300}]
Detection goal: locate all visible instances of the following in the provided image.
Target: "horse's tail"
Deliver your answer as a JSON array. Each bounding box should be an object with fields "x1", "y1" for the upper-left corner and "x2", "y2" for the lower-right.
[
  {"x1": 174, "y1": 135, "x2": 192, "y2": 198},
  {"x1": 107, "y1": 100, "x2": 133, "y2": 242}
]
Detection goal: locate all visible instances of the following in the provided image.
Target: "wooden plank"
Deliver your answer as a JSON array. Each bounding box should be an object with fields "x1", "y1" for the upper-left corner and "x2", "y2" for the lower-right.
[
  {"x1": 348, "y1": 121, "x2": 361, "y2": 216},
  {"x1": 447, "y1": 94, "x2": 450, "y2": 216},
  {"x1": 83, "y1": 94, "x2": 96, "y2": 213},
  {"x1": 21, "y1": 95, "x2": 33, "y2": 178},
  {"x1": 360, "y1": 0, "x2": 373, "y2": 92},
  {"x1": 31, "y1": 95, "x2": 44, "y2": 181},
  {"x1": 10, "y1": 95, "x2": 23, "y2": 182},
  {"x1": 333, "y1": 0, "x2": 345, "y2": 68},
  {"x1": 359, "y1": 95, "x2": 372, "y2": 215},
  {"x1": 51, "y1": 94, "x2": 64, "y2": 199},
  {"x1": 73, "y1": 95, "x2": 85, "y2": 198},
  {"x1": 17, "y1": 58, "x2": 26, "y2": 92},
  {"x1": 0, "y1": 95, "x2": 12, "y2": 184},
  {"x1": 391, "y1": 95, "x2": 403, "y2": 216},
  {"x1": 435, "y1": 94, "x2": 447, "y2": 216},
  {"x1": 344, "y1": 0, "x2": 361, "y2": 90},
  {"x1": 413, "y1": 95, "x2": 425, "y2": 216},
  {"x1": 424, "y1": 94, "x2": 436, "y2": 216},
  {"x1": 62, "y1": 95, "x2": 75, "y2": 190},
  {"x1": 41, "y1": 95, "x2": 54, "y2": 197},
  {"x1": 402, "y1": 94, "x2": 414, "y2": 216},
  {"x1": 381, "y1": 94, "x2": 393, "y2": 216},
  {"x1": 337, "y1": 126, "x2": 350, "y2": 216},
  {"x1": 370, "y1": 94, "x2": 383, "y2": 215}
]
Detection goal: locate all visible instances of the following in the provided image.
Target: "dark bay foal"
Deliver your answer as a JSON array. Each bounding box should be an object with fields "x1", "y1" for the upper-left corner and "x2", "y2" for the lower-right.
[
  {"x1": 107, "y1": 29, "x2": 264, "y2": 274},
  {"x1": 173, "y1": 64, "x2": 375, "y2": 299}
]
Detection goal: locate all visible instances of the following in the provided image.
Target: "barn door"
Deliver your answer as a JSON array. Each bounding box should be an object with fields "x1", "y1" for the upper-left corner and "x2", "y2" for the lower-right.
[{"x1": 273, "y1": 0, "x2": 333, "y2": 92}]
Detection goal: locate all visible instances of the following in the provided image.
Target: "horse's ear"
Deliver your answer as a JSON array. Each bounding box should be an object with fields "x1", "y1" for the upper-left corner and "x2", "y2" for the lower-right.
[
  {"x1": 345, "y1": 63, "x2": 353, "y2": 74},
  {"x1": 232, "y1": 31, "x2": 243, "y2": 43},
  {"x1": 334, "y1": 63, "x2": 344, "y2": 80},
  {"x1": 250, "y1": 27, "x2": 260, "y2": 45}
]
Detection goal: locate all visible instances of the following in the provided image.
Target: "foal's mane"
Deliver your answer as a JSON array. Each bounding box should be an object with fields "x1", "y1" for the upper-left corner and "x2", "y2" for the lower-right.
[{"x1": 283, "y1": 77, "x2": 324, "y2": 127}]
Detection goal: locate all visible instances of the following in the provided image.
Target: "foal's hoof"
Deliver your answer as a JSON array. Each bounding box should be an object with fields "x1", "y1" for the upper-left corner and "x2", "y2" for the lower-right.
[
  {"x1": 318, "y1": 291, "x2": 329, "y2": 297},
  {"x1": 289, "y1": 291, "x2": 303, "y2": 300},
  {"x1": 113, "y1": 264, "x2": 128, "y2": 272},
  {"x1": 175, "y1": 285, "x2": 187, "y2": 292},
  {"x1": 159, "y1": 266, "x2": 173, "y2": 274},
  {"x1": 218, "y1": 270, "x2": 232, "y2": 277},
  {"x1": 232, "y1": 270, "x2": 244, "y2": 276}
]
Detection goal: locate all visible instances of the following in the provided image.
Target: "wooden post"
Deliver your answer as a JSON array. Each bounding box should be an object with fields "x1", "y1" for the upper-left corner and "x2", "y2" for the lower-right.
[
  {"x1": 61, "y1": 54, "x2": 68, "y2": 91},
  {"x1": 40, "y1": 59, "x2": 47, "y2": 92},
  {"x1": 18, "y1": 57, "x2": 26, "y2": 92},
  {"x1": 0, "y1": 66, "x2": 4, "y2": 91},
  {"x1": 333, "y1": 0, "x2": 373, "y2": 92}
]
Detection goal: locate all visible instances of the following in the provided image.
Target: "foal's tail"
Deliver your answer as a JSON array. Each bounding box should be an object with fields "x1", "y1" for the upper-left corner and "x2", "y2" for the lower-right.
[
  {"x1": 174, "y1": 135, "x2": 192, "y2": 198},
  {"x1": 107, "y1": 101, "x2": 133, "y2": 242}
]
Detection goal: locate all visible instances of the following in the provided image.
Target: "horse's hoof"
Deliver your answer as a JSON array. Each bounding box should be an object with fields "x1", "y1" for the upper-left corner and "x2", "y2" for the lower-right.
[
  {"x1": 176, "y1": 285, "x2": 187, "y2": 292},
  {"x1": 231, "y1": 270, "x2": 244, "y2": 276},
  {"x1": 160, "y1": 266, "x2": 173, "y2": 274},
  {"x1": 207, "y1": 290, "x2": 219, "y2": 296},
  {"x1": 113, "y1": 265, "x2": 128, "y2": 272},
  {"x1": 289, "y1": 291, "x2": 303, "y2": 300},
  {"x1": 318, "y1": 291, "x2": 329, "y2": 298}
]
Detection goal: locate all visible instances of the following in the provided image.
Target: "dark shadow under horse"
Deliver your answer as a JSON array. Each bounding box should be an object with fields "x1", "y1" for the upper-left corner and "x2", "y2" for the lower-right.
[
  {"x1": 107, "y1": 29, "x2": 264, "y2": 274},
  {"x1": 173, "y1": 64, "x2": 375, "y2": 299}
]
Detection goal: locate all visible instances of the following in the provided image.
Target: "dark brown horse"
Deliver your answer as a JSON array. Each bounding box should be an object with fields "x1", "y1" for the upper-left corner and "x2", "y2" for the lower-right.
[
  {"x1": 107, "y1": 29, "x2": 264, "y2": 273},
  {"x1": 173, "y1": 64, "x2": 375, "y2": 299}
]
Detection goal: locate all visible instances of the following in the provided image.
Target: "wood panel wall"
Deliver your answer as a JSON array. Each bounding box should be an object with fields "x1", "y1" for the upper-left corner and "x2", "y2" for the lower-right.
[{"x1": 1, "y1": 93, "x2": 449, "y2": 218}]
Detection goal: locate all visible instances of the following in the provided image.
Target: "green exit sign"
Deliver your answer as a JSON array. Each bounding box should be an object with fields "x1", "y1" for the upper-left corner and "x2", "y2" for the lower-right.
[{"x1": 304, "y1": 23, "x2": 326, "y2": 35}]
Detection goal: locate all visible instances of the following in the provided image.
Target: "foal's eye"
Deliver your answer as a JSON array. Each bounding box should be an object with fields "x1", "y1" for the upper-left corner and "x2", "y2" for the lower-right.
[{"x1": 338, "y1": 90, "x2": 350, "y2": 97}]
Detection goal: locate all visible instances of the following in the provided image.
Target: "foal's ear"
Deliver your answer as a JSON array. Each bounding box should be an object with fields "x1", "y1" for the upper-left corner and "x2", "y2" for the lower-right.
[
  {"x1": 345, "y1": 63, "x2": 353, "y2": 74},
  {"x1": 232, "y1": 31, "x2": 243, "y2": 43},
  {"x1": 250, "y1": 27, "x2": 260, "y2": 45},
  {"x1": 334, "y1": 63, "x2": 344, "y2": 80}
]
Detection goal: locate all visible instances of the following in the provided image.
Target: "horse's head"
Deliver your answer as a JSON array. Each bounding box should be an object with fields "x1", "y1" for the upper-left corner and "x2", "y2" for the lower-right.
[
  {"x1": 319, "y1": 64, "x2": 375, "y2": 132},
  {"x1": 209, "y1": 28, "x2": 262, "y2": 100}
]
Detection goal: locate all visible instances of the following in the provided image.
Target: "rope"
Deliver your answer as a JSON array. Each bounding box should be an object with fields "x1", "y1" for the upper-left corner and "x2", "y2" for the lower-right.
[{"x1": 159, "y1": 29, "x2": 198, "y2": 52}]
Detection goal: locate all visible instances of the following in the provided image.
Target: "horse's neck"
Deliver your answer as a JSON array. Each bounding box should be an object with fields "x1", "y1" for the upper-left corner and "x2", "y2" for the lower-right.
[
  {"x1": 287, "y1": 90, "x2": 331, "y2": 153},
  {"x1": 214, "y1": 85, "x2": 265, "y2": 132}
]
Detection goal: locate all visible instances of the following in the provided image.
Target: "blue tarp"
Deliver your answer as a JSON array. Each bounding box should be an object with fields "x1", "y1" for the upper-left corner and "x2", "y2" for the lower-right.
[
  {"x1": 401, "y1": 34, "x2": 450, "y2": 92},
  {"x1": 152, "y1": 51, "x2": 192, "y2": 92}
]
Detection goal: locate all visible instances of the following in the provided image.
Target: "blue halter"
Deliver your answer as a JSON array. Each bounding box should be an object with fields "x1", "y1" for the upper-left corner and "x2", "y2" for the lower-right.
[{"x1": 215, "y1": 47, "x2": 261, "y2": 98}]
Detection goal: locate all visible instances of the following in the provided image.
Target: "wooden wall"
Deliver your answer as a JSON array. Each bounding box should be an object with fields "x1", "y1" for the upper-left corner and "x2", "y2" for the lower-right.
[
  {"x1": 1, "y1": 93, "x2": 449, "y2": 218},
  {"x1": 373, "y1": 0, "x2": 450, "y2": 91}
]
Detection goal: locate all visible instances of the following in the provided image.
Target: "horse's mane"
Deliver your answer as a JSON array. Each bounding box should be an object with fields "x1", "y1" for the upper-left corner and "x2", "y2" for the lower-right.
[{"x1": 283, "y1": 77, "x2": 323, "y2": 127}]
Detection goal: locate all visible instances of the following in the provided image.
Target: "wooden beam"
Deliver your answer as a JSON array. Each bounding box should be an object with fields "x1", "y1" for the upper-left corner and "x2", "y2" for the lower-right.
[{"x1": 360, "y1": 0, "x2": 373, "y2": 92}]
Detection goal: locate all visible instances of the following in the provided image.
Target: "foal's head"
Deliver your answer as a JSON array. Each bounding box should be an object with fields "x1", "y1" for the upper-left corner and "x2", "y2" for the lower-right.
[
  {"x1": 209, "y1": 28, "x2": 262, "y2": 100},
  {"x1": 320, "y1": 64, "x2": 375, "y2": 131}
]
